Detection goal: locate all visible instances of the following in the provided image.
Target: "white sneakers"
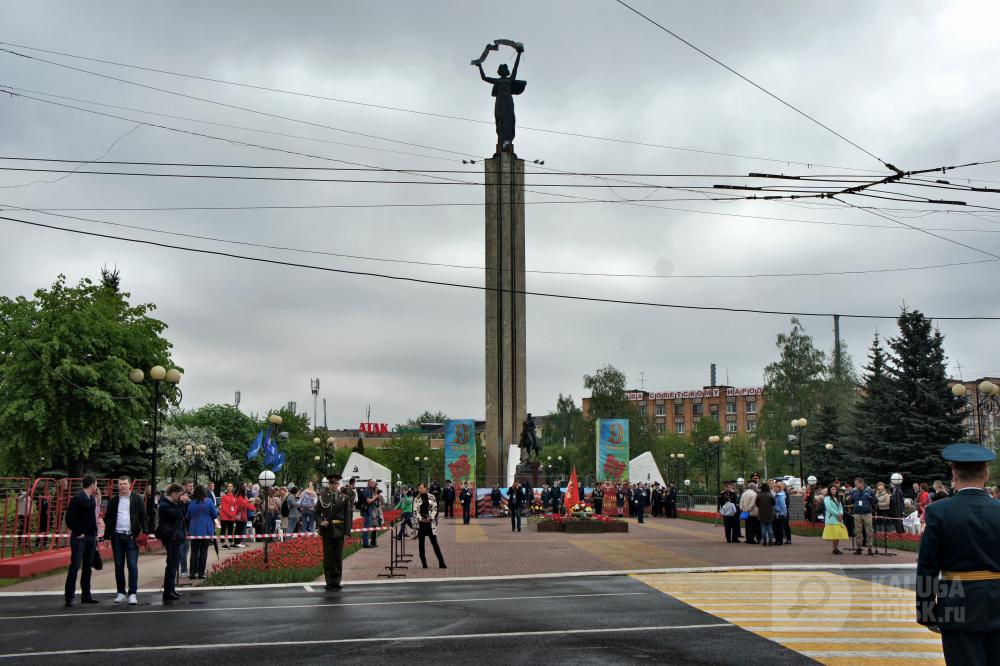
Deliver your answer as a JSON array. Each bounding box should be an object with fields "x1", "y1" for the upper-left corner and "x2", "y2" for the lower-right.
[
  {"x1": 114, "y1": 593, "x2": 126, "y2": 603},
  {"x1": 127, "y1": 594, "x2": 138, "y2": 606}
]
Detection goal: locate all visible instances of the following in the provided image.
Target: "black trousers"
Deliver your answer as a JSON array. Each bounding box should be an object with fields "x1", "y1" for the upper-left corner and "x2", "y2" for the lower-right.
[
  {"x1": 510, "y1": 506, "x2": 522, "y2": 531},
  {"x1": 417, "y1": 522, "x2": 445, "y2": 567},
  {"x1": 163, "y1": 539, "x2": 181, "y2": 597},
  {"x1": 64, "y1": 535, "x2": 96, "y2": 601},
  {"x1": 745, "y1": 516, "x2": 760, "y2": 543},
  {"x1": 189, "y1": 539, "x2": 210, "y2": 577},
  {"x1": 462, "y1": 503, "x2": 471, "y2": 524},
  {"x1": 723, "y1": 515, "x2": 741, "y2": 542},
  {"x1": 594, "y1": 500, "x2": 603, "y2": 515},
  {"x1": 322, "y1": 534, "x2": 344, "y2": 587},
  {"x1": 444, "y1": 500, "x2": 453, "y2": 517},
  {"x1": 941, "y1": 630, "x2": 1000, "y2": 666},
  {"x1": 636, "y1": 504, "x2": 645, "y2": 523}
]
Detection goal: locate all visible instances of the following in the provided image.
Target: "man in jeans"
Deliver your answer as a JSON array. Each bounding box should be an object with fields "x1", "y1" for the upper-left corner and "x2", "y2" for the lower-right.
[
  {"x1": 103, "y1": 476, "x2": 146, "y2": 606},
  {"x1": 64, "y1": 476, "x2": 99, "y2": 608},
  {"x1": 851, "y1": 477, "x2": 875, "y2": 555}
]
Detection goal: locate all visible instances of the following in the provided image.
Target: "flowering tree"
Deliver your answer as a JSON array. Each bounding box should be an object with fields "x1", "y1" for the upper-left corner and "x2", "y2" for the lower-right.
[{"x1": 158, "y1": 424, "x2": 241, "y2": 484}]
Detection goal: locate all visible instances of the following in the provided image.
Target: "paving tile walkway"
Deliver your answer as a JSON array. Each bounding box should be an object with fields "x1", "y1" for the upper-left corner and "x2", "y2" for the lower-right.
[
  {"x1": 340, "y1": 515, "x2": 917, "y2": 582},
  {"x1": 635, "y1": 570, "x2": 942, "y2": 665}
]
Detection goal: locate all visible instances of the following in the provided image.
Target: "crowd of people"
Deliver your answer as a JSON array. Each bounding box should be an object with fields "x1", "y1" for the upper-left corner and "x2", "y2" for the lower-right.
[{"x1": 718, "y1": 473, "x2": 1000, "y2": 555}]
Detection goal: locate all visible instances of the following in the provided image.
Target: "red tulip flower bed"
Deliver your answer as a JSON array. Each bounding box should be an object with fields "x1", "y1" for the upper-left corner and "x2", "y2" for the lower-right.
[
  {"x1": 676, "y1": 509, "x2": 921, "y2": 552},
  {"x1": 205, "y1": 510, "x2": 401, "y2": 586}
]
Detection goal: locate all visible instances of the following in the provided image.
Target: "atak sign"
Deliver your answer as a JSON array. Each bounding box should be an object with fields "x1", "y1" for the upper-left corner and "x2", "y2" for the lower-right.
[{"x1": 359, "y1": 422, "x2": 389, "y2": 435}]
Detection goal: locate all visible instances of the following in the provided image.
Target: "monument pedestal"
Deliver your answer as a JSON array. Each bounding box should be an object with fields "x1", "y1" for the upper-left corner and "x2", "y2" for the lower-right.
[
  {"x1": 484, "y1": 152, "x2": 526, "y2": 483},
  {"x1": 514, "y1": 460, "x2": 541, "y2": 487}
]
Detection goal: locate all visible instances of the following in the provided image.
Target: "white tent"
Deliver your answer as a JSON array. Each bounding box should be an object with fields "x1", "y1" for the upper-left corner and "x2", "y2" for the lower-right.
[
  {"x1": 343, "y1": 452, "x2": 392, "y2": 499},
  {"x1": 629, "y1": 451, "x2": 666, "y2": 486}
]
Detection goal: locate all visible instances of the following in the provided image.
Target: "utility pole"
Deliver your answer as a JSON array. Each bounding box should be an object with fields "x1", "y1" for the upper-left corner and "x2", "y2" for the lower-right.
[
  {"x1": 833, "y1": 315, "x2": 842, "y2": 379},
  {"x1": 323, "y1": 398, "x2": 328, "y2": 430},
  {"x1": 234, "y1": 389, "x2": 241, "y2": 412},
  {"x1": 310, "y1": 378, "x2": 320, "y2": 431}
]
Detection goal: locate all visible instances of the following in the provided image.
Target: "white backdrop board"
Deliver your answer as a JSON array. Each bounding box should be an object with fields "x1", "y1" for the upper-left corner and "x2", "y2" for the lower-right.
[{"x1": 629, "y1": 451, "x2": 666, "y2": 486}]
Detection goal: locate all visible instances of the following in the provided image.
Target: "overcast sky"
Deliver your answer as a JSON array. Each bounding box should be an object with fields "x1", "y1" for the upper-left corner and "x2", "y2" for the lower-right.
[{"x1": 3, "y1": 1, "x2": 999, "y2": 428}]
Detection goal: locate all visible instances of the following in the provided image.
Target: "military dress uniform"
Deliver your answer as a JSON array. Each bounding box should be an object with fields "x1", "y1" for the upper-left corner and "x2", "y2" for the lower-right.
[
  {"x1": 916, "y1": 443, "x2": 1000, "y2": 665},
  {"x1": 317, "y1": 483, "x2": 353, "y2": 590}
]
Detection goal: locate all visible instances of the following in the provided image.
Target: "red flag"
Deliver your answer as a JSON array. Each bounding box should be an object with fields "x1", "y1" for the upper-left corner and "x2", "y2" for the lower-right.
[{"x1": 564, "y1": 467, "x2": 580, "y2": 508}]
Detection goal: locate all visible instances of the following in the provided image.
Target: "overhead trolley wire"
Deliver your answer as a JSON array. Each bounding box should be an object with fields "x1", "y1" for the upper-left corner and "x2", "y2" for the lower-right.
[
  {"x1": 3, "y1": 212, "x2": 1000, "y2": 321},
  {"x1": 614, "y1": 0, "x2": 893, "y2": 170},
  {"x1": 0, "y1": 41, "x2": 892, "y2": 174},
  {"x1": 4, "y1": 202, "x2": 997, "y2": 279}
]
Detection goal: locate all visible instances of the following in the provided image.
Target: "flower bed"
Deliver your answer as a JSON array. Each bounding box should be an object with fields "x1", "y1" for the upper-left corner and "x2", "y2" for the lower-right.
[
  {"x1": 204, "y1": 536, "x2": 361, "y2": 586},
  {"x1": 205, "y1": 509, "x2": 401, "y2": 586},
  {"x1": 534, "y1": 512, "x2": 628, "y2": 533},
  {"x1": 675, "y1": 510, "x2": 921, "y2": 552}
]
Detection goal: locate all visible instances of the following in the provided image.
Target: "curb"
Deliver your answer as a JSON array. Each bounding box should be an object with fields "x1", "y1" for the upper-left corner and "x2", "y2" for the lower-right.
[{"x1": 0, "y1": 562, "x2": 916, "y2": 597}]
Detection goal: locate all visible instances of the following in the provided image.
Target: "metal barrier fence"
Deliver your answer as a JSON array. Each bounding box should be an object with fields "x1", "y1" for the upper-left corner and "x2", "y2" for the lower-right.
[{"x1": 0, "y1": 477, "x2": 148, "y2": 560}]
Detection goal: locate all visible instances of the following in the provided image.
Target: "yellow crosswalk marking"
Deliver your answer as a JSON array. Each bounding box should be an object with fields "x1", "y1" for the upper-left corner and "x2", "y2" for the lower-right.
[{"x1": 632, "y1": 571, "x2": 944, "y2": 665}]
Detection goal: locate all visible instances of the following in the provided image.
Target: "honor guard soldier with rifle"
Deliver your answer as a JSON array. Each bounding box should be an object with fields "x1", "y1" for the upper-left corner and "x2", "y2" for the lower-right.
[
  {"x1": 917, "y1": 442, "x2": 1000, "y2": 665},
  {"x1": 317, "y1": 475, "x2": 352, "y2": 590}
]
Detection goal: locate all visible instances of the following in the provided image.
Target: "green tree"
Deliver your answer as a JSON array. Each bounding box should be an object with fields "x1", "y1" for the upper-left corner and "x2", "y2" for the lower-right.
[
  {"x1": 758, "y1": 318, "x2": 827, "y2": 478},
  {"x1": 884, "y1": 310, "x2": 964, "y2": 482},
  {"x1": 689, "y1": 416, "x2": 723, "y2": 491},
  {"x1": 842, "y1": 333, "x2": 897, "y2": 480},
  {"x1": 582, "y1": 364, "x2": 654, "y2": 462},
  {"x1": 542, "y1": 393, "x2": 586, "y2": 448},
  {"x1": 397, "y1": 410, "x2": 449, "y2": 430},
  {"x1": 810, "y1": 403, "x2": 842, "y2": 484},
  {"x1": 0, "y1": 272, "x2": 177, "y2": 477},
  {"x1": 170, "y1": 403, "x2": 257, "y2": 469},
  {"x1": 158, "y1": 425, "x2": 241, "y2": 484}
]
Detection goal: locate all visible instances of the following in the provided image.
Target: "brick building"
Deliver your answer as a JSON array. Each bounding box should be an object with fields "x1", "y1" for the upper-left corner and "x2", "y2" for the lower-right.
[{"x1": 582, "y1": 385, "x2": 766, "y2": 436}]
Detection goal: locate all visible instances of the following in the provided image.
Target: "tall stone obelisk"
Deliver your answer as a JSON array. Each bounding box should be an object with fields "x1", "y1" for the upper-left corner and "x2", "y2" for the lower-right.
[{"x1": 484, "y1": 152, "x2": 526, "y2": 484}]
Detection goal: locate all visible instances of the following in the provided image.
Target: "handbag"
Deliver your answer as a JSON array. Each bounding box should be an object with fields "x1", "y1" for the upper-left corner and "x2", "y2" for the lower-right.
[
  {"x1": 93, "y1": 549, "x2": 104, "y2": 571},
  {"x1": 739, "y1": 511, "x2": 749, "y2": 520}
]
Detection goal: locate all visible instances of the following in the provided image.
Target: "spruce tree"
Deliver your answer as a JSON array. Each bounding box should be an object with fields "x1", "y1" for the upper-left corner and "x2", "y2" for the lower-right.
[
  {"x1": 885, "y1": 310, "x2": 964, "y2": 482},
  {"x1": 844, "y1": 333, "x2": 897, "y2": 480},
  {"x1": 810, "y1": 404, "x2": 842, "y2": 484}
]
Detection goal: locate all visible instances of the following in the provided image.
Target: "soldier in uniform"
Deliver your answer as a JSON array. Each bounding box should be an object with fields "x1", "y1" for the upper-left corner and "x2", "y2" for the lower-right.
[
  {"x1": 317, "y1": 475, "x2": 352, "y2": 590},
  {"x1": 917, "y1": 442, "x2": 1000, "y2": 664}
]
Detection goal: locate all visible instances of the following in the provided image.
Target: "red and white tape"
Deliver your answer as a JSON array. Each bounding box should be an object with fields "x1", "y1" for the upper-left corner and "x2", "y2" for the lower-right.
[{"x1": 7, "y1": 525, "x2": 391, "y2": 541}]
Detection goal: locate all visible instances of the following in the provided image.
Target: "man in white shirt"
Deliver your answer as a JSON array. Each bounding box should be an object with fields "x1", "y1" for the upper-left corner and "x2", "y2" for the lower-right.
[{"x1": 102, "y1": 476, "x2": 146, "y2": 606}]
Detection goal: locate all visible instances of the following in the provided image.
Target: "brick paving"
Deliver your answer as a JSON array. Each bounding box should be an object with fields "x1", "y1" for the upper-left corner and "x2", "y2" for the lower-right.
[{"x1": 341, "y1": 515, "x2": 916, "y2": 582}]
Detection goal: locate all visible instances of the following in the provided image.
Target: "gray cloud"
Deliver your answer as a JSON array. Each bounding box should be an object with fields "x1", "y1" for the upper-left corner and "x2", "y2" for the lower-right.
[{"x1": 3, "y1": 1, "x2": 999, "y2": 428}]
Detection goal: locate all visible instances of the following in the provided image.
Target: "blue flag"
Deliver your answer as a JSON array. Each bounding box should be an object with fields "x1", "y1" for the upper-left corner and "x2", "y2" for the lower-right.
[
  {"x1": 247, "y1": 429, "x2": 264, "y2": 460},
  {"x1": 274, "y1": 451, "x2": 286, "y2": 472},
  {"x1": 264, "y1": 427, "x2": 276, "y2": 466}
]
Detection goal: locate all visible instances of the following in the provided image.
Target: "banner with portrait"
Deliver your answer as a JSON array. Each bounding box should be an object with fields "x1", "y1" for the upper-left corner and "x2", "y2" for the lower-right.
[
  {"x1": 444, "y1": 419, "x2": 476, "y2": 485},
  {"x1": 595, "y1": 419, "x2": 629, "y2": 483}
]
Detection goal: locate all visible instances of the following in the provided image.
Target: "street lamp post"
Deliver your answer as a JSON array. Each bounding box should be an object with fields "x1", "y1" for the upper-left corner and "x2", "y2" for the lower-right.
[
  {"x1": 184, "y1": 442, "x2": 207, "y2": 486},
  {"x1": 129, "y1": 365, "x2": 182, "y2": 524},
  {"x1": 258, "y1": 470, "x2": 276, "y2": 563},
  {"x1": 791, "y1": 418, "x2": 808, "y2": 491},
  {"x1": 414, "y1": 456, "x2": 429, "y2": 486},
  {"x1": 709, "y1": 435, "x2": 731, "y2": 507},
  {"x1": 952, "y1": 380, "x2": 1000, "y2": 445},
  {"x1": 677, "y1": 453, "x2": 686, "y2": 485},
  {"x1": 668, "y1": 453, "x2": 676, "y2": 484},
  {"x1": 825, "y1": 442, "x2": 834, "y2": 466}
]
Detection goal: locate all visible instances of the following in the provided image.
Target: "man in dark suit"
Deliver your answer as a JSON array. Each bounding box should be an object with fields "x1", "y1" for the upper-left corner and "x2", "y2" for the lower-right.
[
  {"x1": 507, "y1": 482, "x2": 523, "y2": 532},
  {"x1": 156, "y1": 483, "x2": 187, "y2": 604},
  {"x1": 459, "y1": 482, "x2": 473, "y2": 524},
  {"x1": 104, "y1": 476, "x2": 147, "y2": 605},
  {"x1": 443, "y1": 481, "x2": 456, "y2": 519},
  {"x1": 917, "y1": 443, "x2": 1000, "y2": 665},
  {"x1": 550, "y1": 483, "x2": 561, "y2": 515},
  {"x1": 667, "y1": 483, "x2": 678, "y2": 518},
  {"x1": 64, "y1": 476, "x2": 99, "y2": 608},
  {"x1": 318, "y1": 475, "x2": 353, "y2": 590},
  {"x1": 633, "y1": 483, "x2": 649, "y2": 523}
]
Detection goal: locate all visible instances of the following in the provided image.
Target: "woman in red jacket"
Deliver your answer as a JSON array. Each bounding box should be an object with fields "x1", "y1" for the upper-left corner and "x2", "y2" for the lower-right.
[
  {"x1": 218, "y1": 489, "x2": 238, "y2": 548},
  {"x1": 233, "y1": 489, "x2": 251, "y2": 548}
]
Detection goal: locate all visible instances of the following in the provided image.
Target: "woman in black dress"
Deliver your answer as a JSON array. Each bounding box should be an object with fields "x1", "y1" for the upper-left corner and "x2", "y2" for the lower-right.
[{"x1": 477, "y1": 45, "x2": 525, "y2": 151}]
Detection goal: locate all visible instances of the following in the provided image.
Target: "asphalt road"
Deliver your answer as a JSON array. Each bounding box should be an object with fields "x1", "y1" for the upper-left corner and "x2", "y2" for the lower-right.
[{"x1": 0, "y1": 573, "x2": 825, "y2": 665}]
